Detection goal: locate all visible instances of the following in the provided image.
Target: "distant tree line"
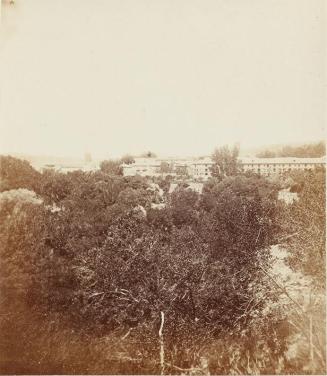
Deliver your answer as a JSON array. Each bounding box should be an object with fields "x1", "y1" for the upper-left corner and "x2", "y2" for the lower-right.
[{"x1": 256, "y1": 141, "x2": 325, "y2": 158}]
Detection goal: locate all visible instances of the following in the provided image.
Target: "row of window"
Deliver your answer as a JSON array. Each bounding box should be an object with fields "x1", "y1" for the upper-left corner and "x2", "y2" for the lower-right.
[{"x1": 243, "y1": 163, "x2": 316, "y2": 168}]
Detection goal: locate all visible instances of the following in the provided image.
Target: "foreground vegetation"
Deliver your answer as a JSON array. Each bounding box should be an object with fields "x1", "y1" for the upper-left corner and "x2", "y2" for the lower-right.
[{"x1": 0, "y1": 155, "x2": 325, "y2": 374}]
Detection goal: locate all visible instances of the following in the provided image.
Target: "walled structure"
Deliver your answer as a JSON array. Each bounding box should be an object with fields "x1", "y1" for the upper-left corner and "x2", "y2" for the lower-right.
[
  {"x1": 122, "y1": 156, "x2": 325, "y2": 179},
  {"x1": 240, "y1": 156, "x2": 325, "y2": 176},
  {"x1": 122, "y1": 157, "x2": 213, "y2": 180}
]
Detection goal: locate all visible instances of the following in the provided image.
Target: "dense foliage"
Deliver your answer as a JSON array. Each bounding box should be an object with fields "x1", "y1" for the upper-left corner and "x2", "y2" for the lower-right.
[
  {"x1": 0, "y1": 155, "x2": 41, "y2": 192},
  {"x1": 0, "y1": 155, "x2": 325, "y2": 374},
  {"x1": 279, "y1": 169, "x2": 326, "y2": 288},
  {"x1": 100, "y1": 159, "x2": 123, "y2": 175}
]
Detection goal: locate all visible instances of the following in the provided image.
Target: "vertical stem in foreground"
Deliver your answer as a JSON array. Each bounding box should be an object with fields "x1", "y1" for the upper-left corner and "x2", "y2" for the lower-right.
[
  {"x1": 308, "y1": 309, "x2": 315, "y2": 374},
  {"x1": 308, "y1": 291, "x2": 314, "y2": 372},
  {"x1": 159, "y1": 311, "x2": 165, "y2": 375}
]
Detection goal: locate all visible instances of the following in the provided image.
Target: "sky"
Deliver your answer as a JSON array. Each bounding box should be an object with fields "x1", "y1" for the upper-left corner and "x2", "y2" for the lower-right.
[{"x1": 0, "y1": 0, "x2": 325, "y2": 159}]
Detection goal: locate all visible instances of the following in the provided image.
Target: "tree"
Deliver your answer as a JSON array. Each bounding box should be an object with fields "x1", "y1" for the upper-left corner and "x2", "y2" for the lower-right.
[
  {"x1": 116, "y1": 187, "x2": 151, "y2": 209},
  {"x1": 256, "y1": 141, "x2": 326, "y2": 158},
  {"x1": 100, "y1": 159, "x2": 123, "y2": 175},
  {"x1": 279, "y1": 168, "x2": 326, "y2": 288},
  {"x1": 3, "y1": 160, "x2": 314, "y2": 374},
  {"x1": 210, "y1": 144, "x2": 241, "y2": 180},
  {"x1": 0, "y1": 155, "x2": 41, "y2": 193},
  {"x1": 280, "y1": 142, "x2": 325, "y2": 157},
  {"x1": 121, "y1": 154, "x2": 135, "y2": 165},
  {"x1": 256, "y1": 150, "x2": 276, "y2": 158},
  {"x1": 200, "y1": 175, "x2": 278, "y2": 259},
  {"x1": 0, "y1": 189, "x2": 51, "y2": 372},
  {"x1": 140, "y1": 151, "x2": 157, "y2": 158},
  {"x1": 159, "y1": 161, "x2": 173, "y2": 174},
  {"x1": 39, "y1": 169, "x2": 75, "y2": 204},
  {"x1": 64, "y1": 174, "x2": 281, "y2": 373},
  {"x1": 168, "y1": 187, "x2": 199, "y2": 227}
]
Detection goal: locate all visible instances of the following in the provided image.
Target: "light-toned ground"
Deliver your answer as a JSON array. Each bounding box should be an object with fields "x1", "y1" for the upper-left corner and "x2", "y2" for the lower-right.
[{"x1": 270, "y1": 245, "x2": 325, "y2": 370}]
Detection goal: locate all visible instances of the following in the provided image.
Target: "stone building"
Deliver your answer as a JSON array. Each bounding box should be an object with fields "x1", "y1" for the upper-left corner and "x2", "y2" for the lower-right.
[
  {"x1": 122, "y1": 156, "x2": 325, "y2": 179},
  {"x1": 240, "y1": 156, "x2": 325, "y2": 177}
]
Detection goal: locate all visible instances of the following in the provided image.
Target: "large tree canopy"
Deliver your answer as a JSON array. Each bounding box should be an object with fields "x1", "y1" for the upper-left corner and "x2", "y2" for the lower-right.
[
  {"x1": 0, "y1": 155, "x2": 41, "y2": 192},
  {"x1": 210, "y1": 144, "x2": 241, "y2": 180}
]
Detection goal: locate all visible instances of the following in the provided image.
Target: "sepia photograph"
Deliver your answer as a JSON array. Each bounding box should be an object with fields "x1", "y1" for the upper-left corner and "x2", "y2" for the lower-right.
[{"x1": 0, "y1": 0, "x2": 326, "y2": 374}]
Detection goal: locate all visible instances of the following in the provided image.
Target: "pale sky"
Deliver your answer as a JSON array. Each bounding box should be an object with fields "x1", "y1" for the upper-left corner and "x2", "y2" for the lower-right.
[{"x1": 0, "y1": 0, "x2": 325, "y2": 159}]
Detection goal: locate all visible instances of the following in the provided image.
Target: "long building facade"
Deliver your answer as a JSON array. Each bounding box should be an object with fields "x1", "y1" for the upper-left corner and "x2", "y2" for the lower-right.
[
  {"x1": 36, "y1": 156, "x2": 325, "y2": 177},
  {"x1": 240, "y1": 156, "x2": 325, "y2": 177},
  {"x1": 122, "y1": 157, "x2": 213, "y2": 179},
  {"x1": 122, "y1": 156, "x2": 325, "y2": 179}
]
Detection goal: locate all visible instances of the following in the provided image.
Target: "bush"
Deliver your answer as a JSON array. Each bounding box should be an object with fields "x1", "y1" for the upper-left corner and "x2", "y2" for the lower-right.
[{"x1": 1, "y1": 166, "x2": 325, "y2": 374}]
